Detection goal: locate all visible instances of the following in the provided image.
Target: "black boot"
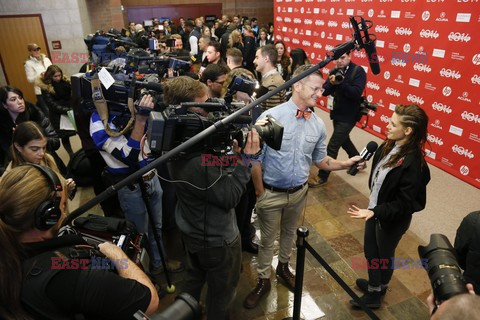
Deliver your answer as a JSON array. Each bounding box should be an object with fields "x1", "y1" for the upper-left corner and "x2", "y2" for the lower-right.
[
  {"x1": 350, "y1": 290, "x2": 381, "y2": 309},
  {"x1": 356, "y1": 278, "x2": 387, "y2": 296}
]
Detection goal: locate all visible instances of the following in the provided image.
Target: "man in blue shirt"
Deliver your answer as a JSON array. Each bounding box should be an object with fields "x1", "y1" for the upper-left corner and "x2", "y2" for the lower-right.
[{"x1": 244, "y1": 65, "x2": 363, "y2": 309}]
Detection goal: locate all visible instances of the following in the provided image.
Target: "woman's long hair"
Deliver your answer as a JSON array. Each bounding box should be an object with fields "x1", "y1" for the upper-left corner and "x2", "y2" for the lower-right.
[
  {"x1": 0, "y1": 85, "x2": 23, "y2": 106},
  {"x1": 42, "y1": 65, "x2": 69, "y2": 85},
  {"x1": 0, "y1": 166, "x2": 53, "y2": 319},
  {"x1": 10, "y1": 121, "x2": 57, "y2": 169},
  {"x1": 381, "y1": 104, "x2": 429, "y2": 168},
  {"x1": 290, "y1": 48, "x2": 310, "y2": 74},
  {"x1": 228, "y1": 30, "x2": 244, "y2": 48}
]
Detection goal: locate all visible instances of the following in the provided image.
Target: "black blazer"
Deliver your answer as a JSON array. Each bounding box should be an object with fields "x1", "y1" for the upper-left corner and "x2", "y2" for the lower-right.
[
  {"x1": 322, "y1": 62, "x2": 366, "y2": 124},
  {"x1": 369, "y1": 143, "x2": 431, "y2": 230}
]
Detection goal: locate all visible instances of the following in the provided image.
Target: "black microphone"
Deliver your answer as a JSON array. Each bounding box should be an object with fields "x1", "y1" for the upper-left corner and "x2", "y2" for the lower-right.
[
  {"x1": 136, "y1": 81, "x2": 163, "y2": 92},
  {"x1": 360, "y1": 17, "x2": 381, "y2": 75},
  {"x1": 347, "y1": 141, "x2": 378, "y2": 176}
]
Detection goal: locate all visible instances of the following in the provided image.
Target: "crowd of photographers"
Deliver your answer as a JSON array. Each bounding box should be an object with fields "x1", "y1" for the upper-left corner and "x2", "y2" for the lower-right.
[{"x1": 0, "y1": 12, "x2": 479, "y2": 320}]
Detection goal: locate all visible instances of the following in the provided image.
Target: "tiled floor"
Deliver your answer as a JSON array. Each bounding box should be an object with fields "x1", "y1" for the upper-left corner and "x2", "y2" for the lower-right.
[{"x1": 75, "y1": 170, "x2": 431, "y2": 320}]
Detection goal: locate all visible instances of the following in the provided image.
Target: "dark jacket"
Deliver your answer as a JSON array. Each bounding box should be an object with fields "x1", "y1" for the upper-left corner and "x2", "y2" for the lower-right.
[
  {"x1": 0, "y1": 102, "x2": 60, "y2": 172},
  {"x1": 454, "y1": 211, "x2": 480, "y2": 294},
  {"x1": 369, "y1": 143, "x2": 431, "y2": 230},
  {"x1": 242, "y1": 36, "x2": 256, "y2": 72},
  {"x1": 322, "y1": 61, "x2": 366, "y2": 124},
  {"x1": 36, "y1": 76, "x2": 75, "y2": 138}
]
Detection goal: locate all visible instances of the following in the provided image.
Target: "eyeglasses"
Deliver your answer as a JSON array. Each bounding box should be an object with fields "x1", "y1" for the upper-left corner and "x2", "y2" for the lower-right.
[
  {"x1": 215, "y1": 80, "x2": 225, "y2": 85},
  {"x1": 31, "y1": 48, "x2": 41, "y2": 51},
  {"x1": 301, "y1": 82, "x2": 322, "y2": 94}
]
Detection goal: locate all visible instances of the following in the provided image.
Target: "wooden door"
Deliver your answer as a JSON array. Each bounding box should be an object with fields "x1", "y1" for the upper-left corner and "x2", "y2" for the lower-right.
[{"x1": 0, "y1": 14, "x2": 49, "y2": 104}]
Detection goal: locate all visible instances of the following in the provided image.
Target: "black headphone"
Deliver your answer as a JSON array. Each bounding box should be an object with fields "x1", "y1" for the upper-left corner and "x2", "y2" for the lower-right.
[{"x1": 30, "y1": 164, "x2": 63, "y2": 231}]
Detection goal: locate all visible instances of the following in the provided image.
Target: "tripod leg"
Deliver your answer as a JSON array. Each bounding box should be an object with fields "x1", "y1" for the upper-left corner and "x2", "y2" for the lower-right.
[{"x1": 137, "y1": 178, "x2": 174, "y2": 291}]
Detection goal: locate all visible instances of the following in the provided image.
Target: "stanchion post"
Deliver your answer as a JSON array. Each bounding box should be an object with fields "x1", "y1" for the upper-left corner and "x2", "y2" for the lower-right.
[{"x1": 283, "y1": 226, "x2": 309, "y2": 320}]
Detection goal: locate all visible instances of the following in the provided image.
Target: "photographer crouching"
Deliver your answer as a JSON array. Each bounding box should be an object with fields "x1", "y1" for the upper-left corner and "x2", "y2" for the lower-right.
[
  {"x1": 0, "y1": 165, "x2": 158, "y2": 319},
  {"x1": 163, "y1": 76, "x2": 261, "y2": 320}
]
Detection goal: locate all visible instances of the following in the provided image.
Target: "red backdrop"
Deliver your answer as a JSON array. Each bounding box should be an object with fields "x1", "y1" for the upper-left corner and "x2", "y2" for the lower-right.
[{"x1": 274, "y1": 0, "x2": 480, "y2": 188}]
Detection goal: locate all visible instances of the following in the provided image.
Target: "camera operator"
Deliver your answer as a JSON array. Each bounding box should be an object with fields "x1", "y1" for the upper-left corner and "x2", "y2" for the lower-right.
[
  {"x1": 454, "y1": 210, "x2": 480, "y2": 294},
  {"x1": 90, "y1": 94, "x2": 183, "y2": 275},
  {"x1": 427, "y1": 283, "x2": 479, "y2": 319},
  {"x1": 164, "y1": 76, "x2": 261, "y2": 319},
  {"x1": 311, "y1": 49, "x2": 366, "y2": 186},
  {"x1": 0, "y1": 165, "x2": 158, "y2": 319},
  {"x1": 244, "y1": 65, "x2": 364, "y2": 309}
]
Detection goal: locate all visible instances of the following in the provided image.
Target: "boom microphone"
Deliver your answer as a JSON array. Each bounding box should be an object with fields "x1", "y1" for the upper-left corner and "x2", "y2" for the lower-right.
[
  {"x1": 347, "y1": 141, "x2": 378, "y2": 176},
  {"x1": 349, "y1": 16, "x2": 381, "y2": 75}
]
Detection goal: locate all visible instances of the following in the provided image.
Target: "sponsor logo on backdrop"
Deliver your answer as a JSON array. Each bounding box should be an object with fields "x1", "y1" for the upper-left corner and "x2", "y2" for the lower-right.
[
  {"x1": 471, "y1": 75, "x2": 480, "y2": 85},
  {"x1": 315, "y1": 19, "x2": 325, "y2": 26},
  {"x1": 395, "y1": 27, "x2": 413, "y2": 36},
  {"x1": 337, "y1": 8, "x2": 344, "y2": 15},
  {"x1": 304, "y1": 19, "x2": 312, "y2": 25},
  {"x1": 420, "y1": 29, "x2": 440, "y2": 39},
  {"x1": 313, "y1": 42, "x2": 322, "y2": 49},
  {"x1": 342, "y1": 22, "x2": 350, "y2": 29},
  {"x1": 422, "y1": 11, "x2": 430, "y2": 21},
  {"x1": 414, "y1": 63, "x2": 432, "y2": 72},
  {"x1": 432, "y1": 102, "x2": 452, "y2": 114},
  {"x1": 405, "y1": 11, "x2": 415, "y2": 19},
  {"x1": 395, "y1": 75, "x2": 404, "y2": 84},
  {"x1": 302, "y1": 40, "x2": 311, "y2": 47},
  {"x1": 456, "y1": 13, "x2": 471, "y2": 23},
  {"x1": 431, "y1": 119, "x2": 443, "y2": 130},
  {"x1": 403, "y1": 43, "x2": 411, "y2": 53},
  {"x1": 292, "y1": 38, "x2": 300, "y2": 44},
  {"x1": 368, "y1": 9, "x2": 374, "y2": 17},
  {"x1": 293, "y1": 18, "x2": 302, "y2": 24},
  {"x1": 451, "y1": 52, "x2": 465, "y2": 61},
  {"x1": 378, "y1": 10, "x2": 386, "y2": 18},
  {"x1": 449, "y1": 125, "x2": 463, "y2": 137},
  {"x1": 325, "y1": 44, "x2": 334, "y2": 51},
  {"x1": 461, "y1": 111, "x2": 480, "y2": 124},
  {"x1": 367, "y1": 81, "x2": 380, "y2": 90},
  {"x1": 386, "y1": 87, "x2": 400, "y2": 97},
  {"x1": 328, "y1": 21, "x2": 338, "y2": 27},
  {"x1": 459, "y1": 166, "x2": 469, "y2": 176},
  {"x1": 407, "y1": 94, "x2": 424, "y2": 105},
  {"x1": 436, "y1": 12, "x2": 448, "y2": 22},
  {"x1": 284, "y1": 17, "x2": 291, "y2": 22},
  {"x1": 313, "y1": 8, "x2": 320, "y2": 14},
  {"x1": 409, "y1": 78, "x2": 420, "y2": 88},
  {"x1": 330, "y1": 8, "x2": 335, "y2": 14},
  {"x1": 391, "y1": 11, "x2": 401, "y2": 19},
  {"x1": 375, "y1": 25, "x2": 389, "y2": 33},
  {"x1": 426, "y1": 149, "x2": 436, "y2": 160},
  {"x1": 346, "y1": 9, "x2": 354, "y2": 15},
  {"x1": 441, "y1": 157, "x2": 454, "y2": 167},
  {"x1": 458, "y1": 92, "x2": 471, "y2": 102},
  {"x1": 472, "y1": 54, "x2": 480, "y2": 65},
  {"x1": 284, "y1": 36, "x2": 290, "y2": 42},
  {"x1": 276, "y1": 17, "x2": 283, "y2": 22},
  {"x1": 380, "y1": 115, "x2": 390, "y2": 123},
  {"x1": 442, "y1": 86, "x2": 452, "y2": 97},
  {"x1": 432, "y1": 49, "x2": 446, "y2": 58},
  {"x1": 448, "y1": 32, "x2": 471, "y2": 42},
  {"x1": 452, "y1": 145, "x2": 475, "y2": 159},
  {"x1": 425, "y1": 83, "x2": 437, "y2": 91},
  {"x1": 384, "y1": 71, "x2": 391, "y2": 80},
  {"x1": 469, "y1": 133, "x2": 480, "y2": 143},
  {"x1": 440, "y1": 68, "x2": 461, "y2": 79},
  {"x1": 428, "y1": 134, "x2": 444, "y2": 146},
  {"x1": 336, "y1": 34, "x2": 343, "y2": 41}
]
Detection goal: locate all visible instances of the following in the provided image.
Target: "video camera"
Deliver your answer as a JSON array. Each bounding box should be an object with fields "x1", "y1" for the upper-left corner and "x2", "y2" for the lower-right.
[
  {"x1": 133, "y1": 293, "x2": 201, "y2": 320},
  {"x1": 147, "y1": 98, "x2": 283, "y2": 157},
  {"x1": 418, "y1": 234, "x2": 468, "y2": 304},
  {"x1": 84, "y1": 30, "x2": 138, "y2": 65}
]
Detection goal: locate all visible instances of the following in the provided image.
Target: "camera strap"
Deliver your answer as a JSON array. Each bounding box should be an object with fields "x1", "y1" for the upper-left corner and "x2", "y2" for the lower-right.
[{"x1": 91, "y1": 78, "x2": 136, "y2": 137}]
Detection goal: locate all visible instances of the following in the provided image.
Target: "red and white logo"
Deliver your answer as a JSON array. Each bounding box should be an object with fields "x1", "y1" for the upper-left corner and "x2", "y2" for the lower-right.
[
  {"x1": 367, "y1": 81, "x2": 380, "y2": 90},
  {"x1": 457, "y1": 92, "x2": 471, "y2": 103},
  {"x1": 413, "y1": 63, "x2": 432, "y2": 73},
  {"x1": 327, "y1": 21, "x2": 338, "y2": 27},
  {"x1": 448, "y1": 32, "x2": 471, "y2": 43},
  {"x1": 375, "y1": 25, "x2": 389, "y2": 33},
  {"x1": 391, "y1": 59, "x2": 407, "y2": 67},
  {"x1": 315, "y1": 19, "x2": 325, "y2": 26},
  {"x1": 459, "y1": 166, "x2": 469, "y2": 176},
  {"x1": 432, "y1": 102, "x2": 452, "y2": 114},
  {"x1": 442, "y1": 86, "x2": 452, "y2": 97},
  {"x1": 471, "y1": 75, "x2": 480, "y2": 85},
  {"x1": 440, "y1": 68, "x2": 461, "y2": 79},
  {"x1": 428, "y1": 134, "x2": 444, "y2": 146},
  {"x1": 419, "y1": 29, "x2": 439, "y2": 39},
  {"x1": 461, "y1": 111, "x2": 480, "y2": 124},
  {"x1": 385, "y1": 87, "x2": 400, "y2": 97},
  {"x1": 403, "y1": 43, "x2": 411, "y2": 53},
  {"x1": 395, "y1": 27, "x2": 413, "y2": 36},
  {"x1": 472, "y1": 54, "x2": 480, "y2": 65},
  {"x1": 407, "y1": 94, "x2": 424, "y2": 105},
  {"x1": 384, "y1": 71, "x2": 391, "y2": 80},
  {"x1": 436, "y1": 12, "x2": 449, "y2": 22},
  {"x1": 380, "y1": 115, "x2": 390, "y2": 123},
  {"x1": 422, "y1": 11, "x2": 430, "y2": 21},
  {"x1": 452, "y1": 145, "x2": 475, "y2": 159},
  {"x1": 431, "y1": 119, "x2": 443, "y2": 130}
]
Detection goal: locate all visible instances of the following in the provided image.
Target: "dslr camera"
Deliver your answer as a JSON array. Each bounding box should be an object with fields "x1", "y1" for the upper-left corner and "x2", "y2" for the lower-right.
[
  {"x1": 329, "y1": 67, "x2": 346, "y2": 83},
  {"x1": 418, "y1": 234, "x2": 468, "y2": 304},
  {"x1": 358, "y1": 96, "x2": 378, "y2": 117}
]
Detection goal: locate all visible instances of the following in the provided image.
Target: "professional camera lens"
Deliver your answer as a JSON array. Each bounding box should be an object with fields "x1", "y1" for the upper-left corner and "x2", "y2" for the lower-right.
[
  {"x1": 329, "y1": 68, "x2": 345, "y2": 83},
  {"x1": 233, "y1": 115, "x2": 284, "y2": 151},
  {"x1": 418, "y1": 234, "x2": 468, "y2": 303}
]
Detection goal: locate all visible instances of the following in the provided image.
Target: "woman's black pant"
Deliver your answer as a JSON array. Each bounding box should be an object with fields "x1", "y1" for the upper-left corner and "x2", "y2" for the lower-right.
[{"x1": 364, "y1": 217, "x2": 411, "y2": 287}]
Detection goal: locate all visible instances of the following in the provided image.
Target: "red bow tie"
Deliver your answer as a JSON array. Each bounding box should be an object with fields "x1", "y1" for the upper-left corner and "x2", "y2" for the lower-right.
[{"x1": 296, "y1": 109, "x2": 312, "y2": 120}]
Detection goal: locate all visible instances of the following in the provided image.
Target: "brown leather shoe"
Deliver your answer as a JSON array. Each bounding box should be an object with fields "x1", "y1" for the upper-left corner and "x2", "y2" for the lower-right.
[
  {"x1": 243, "y1": 278, "x2": 271, "y2": 309},
  {"x1": 307, "y1": 175, "x2": 327, "y2": 188},
  {"x1": 276, "y1": 262, "x2": 296, "y2": 291}
]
